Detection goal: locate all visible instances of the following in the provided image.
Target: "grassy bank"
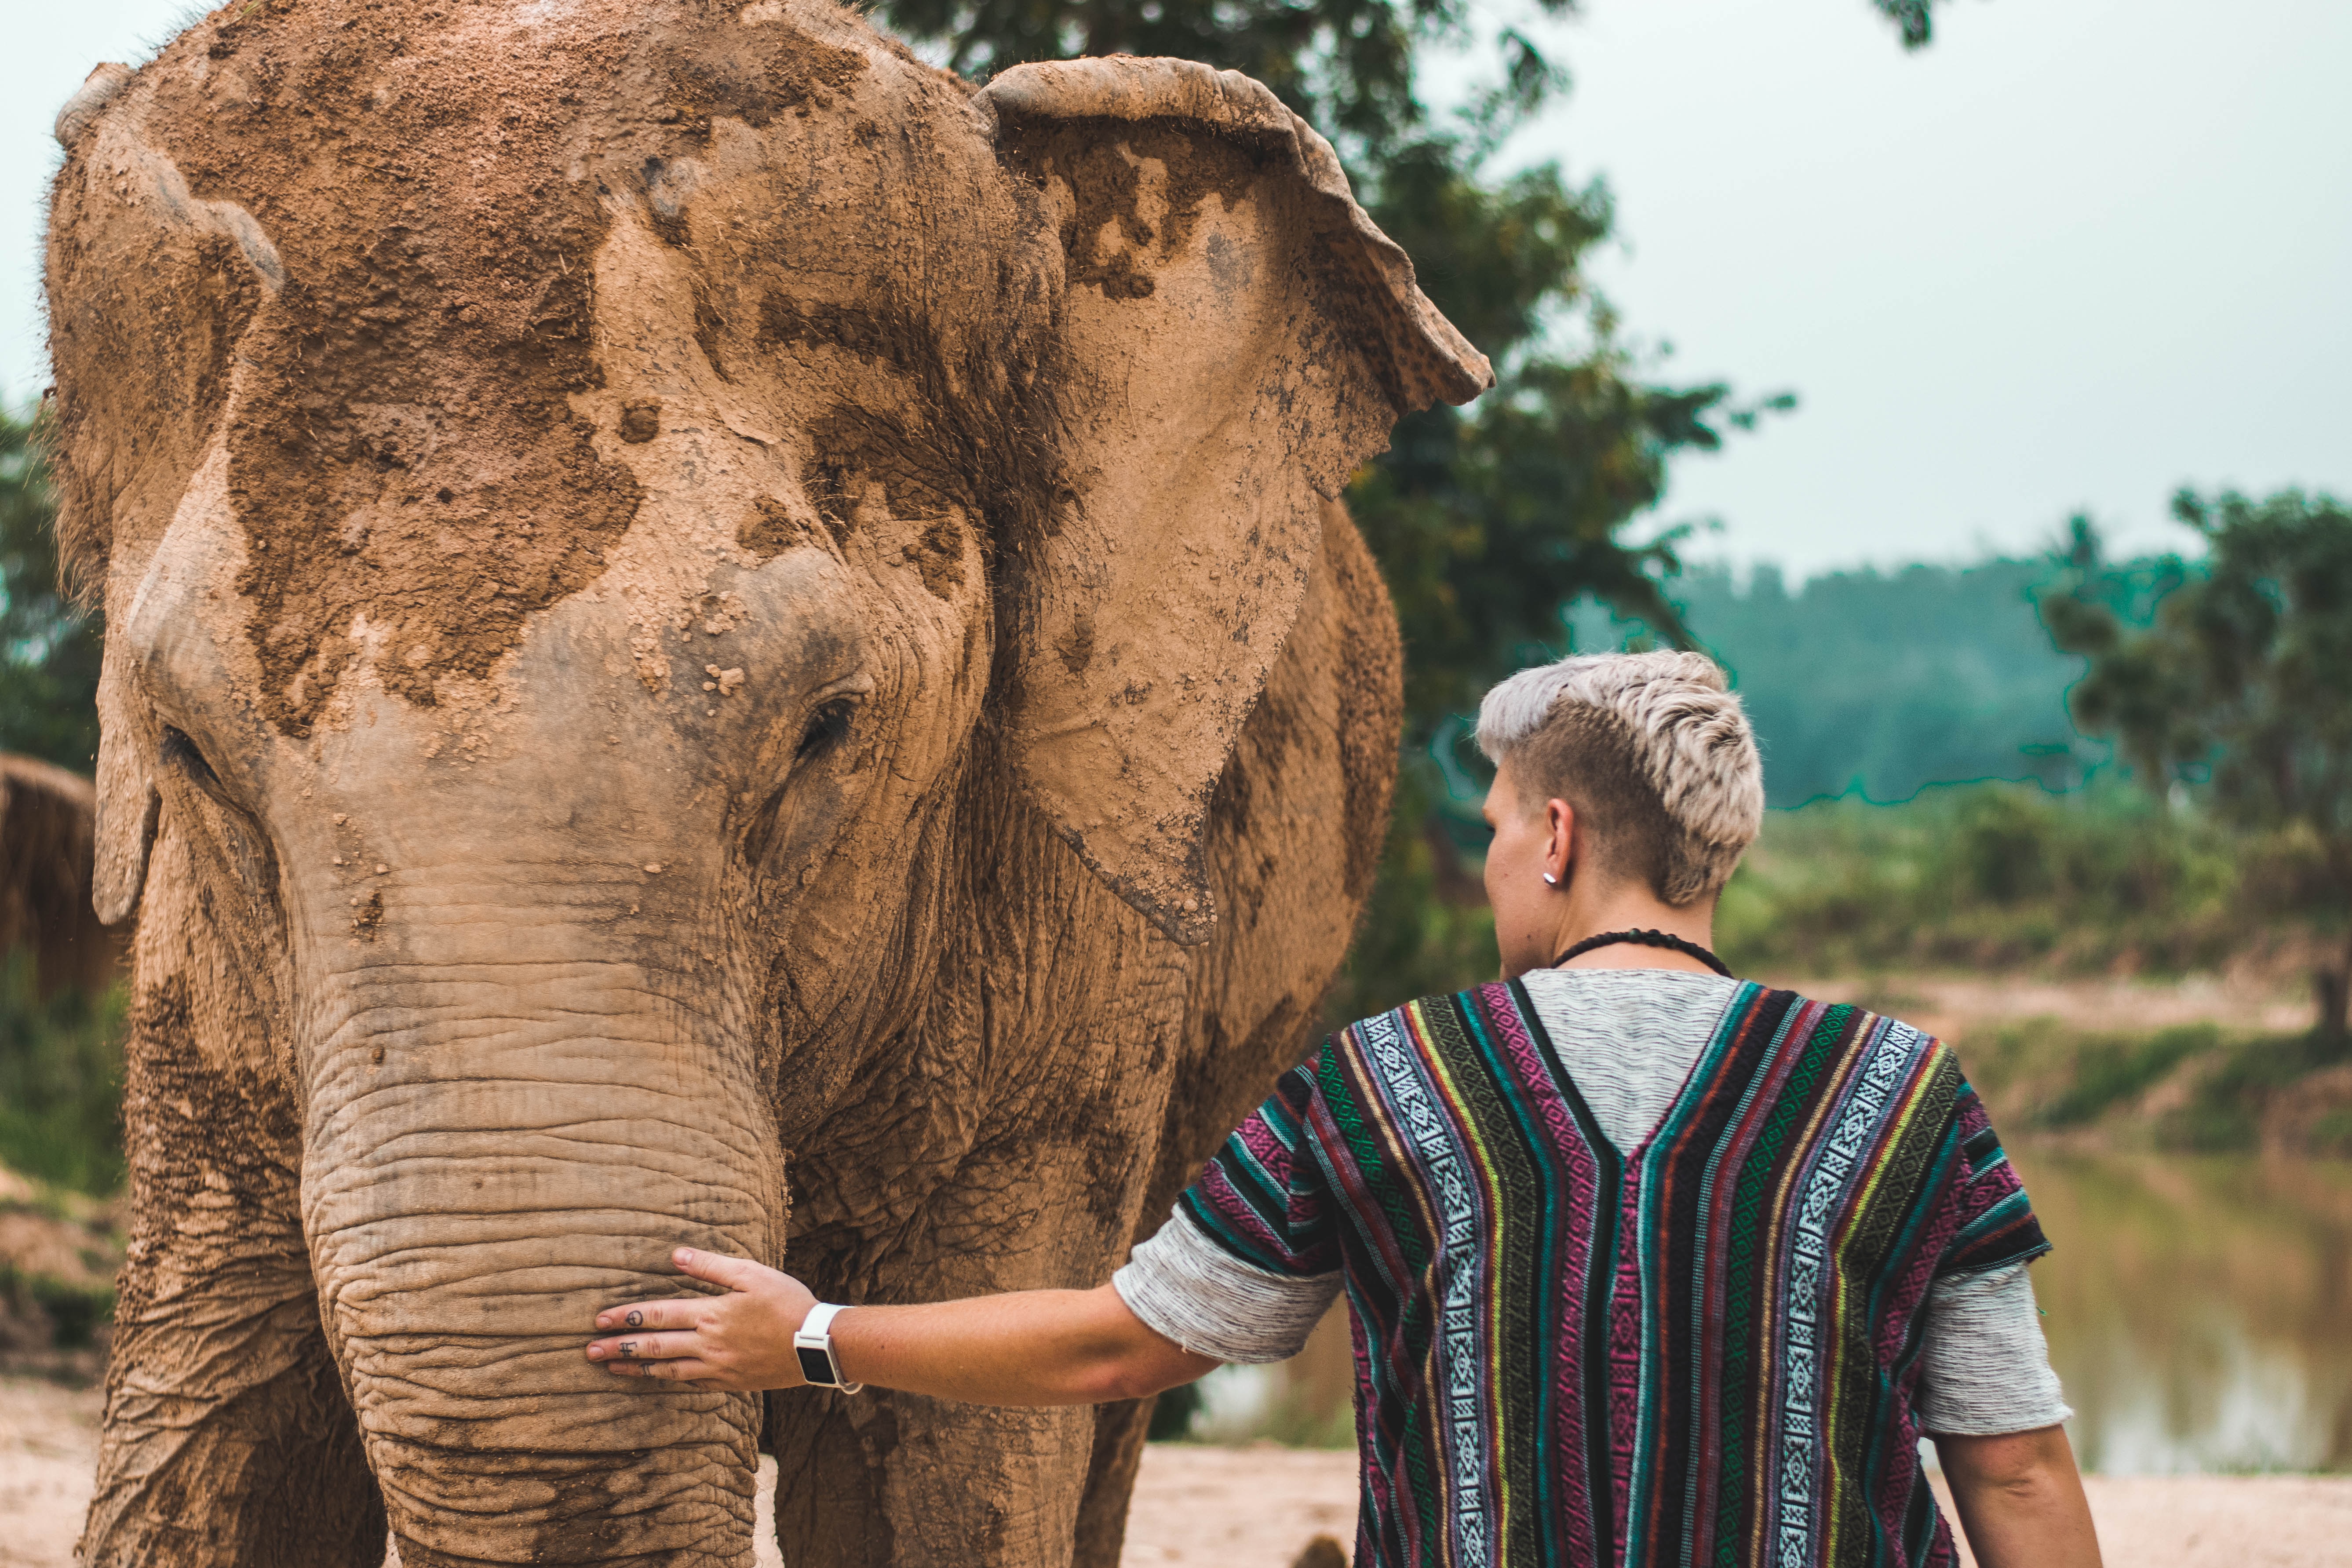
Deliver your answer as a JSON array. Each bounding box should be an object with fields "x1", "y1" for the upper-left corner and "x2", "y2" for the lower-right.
[
  {"x1": 1714, "y1": 780, "x2": 2267, "y2": 977},
  {"x1": 1946, "y1": 1015, "x2": 2352, "y2": 1157}
]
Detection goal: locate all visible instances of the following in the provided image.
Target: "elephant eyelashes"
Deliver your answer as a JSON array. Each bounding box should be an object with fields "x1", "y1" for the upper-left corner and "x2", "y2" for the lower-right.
[
  {"x1": 744, "y1": 698, "x2": 860, "y2": 868},
  {"x1": 160, "y1": 725, "x2": 227, "y2": 797},
  {"x1": 796, "y1": 698, "x2": 856, "y2": 765}
]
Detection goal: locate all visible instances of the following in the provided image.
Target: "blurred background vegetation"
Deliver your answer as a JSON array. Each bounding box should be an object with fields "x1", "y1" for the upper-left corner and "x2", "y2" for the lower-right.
[{"x1": 2, "y1": 0, "x2": 2348, "y2": 1237}]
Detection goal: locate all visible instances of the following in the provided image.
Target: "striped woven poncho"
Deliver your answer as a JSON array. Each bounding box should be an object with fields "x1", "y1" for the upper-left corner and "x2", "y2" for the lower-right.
[{"x1": 1177, "y1": 980, "x2": 2048, "y2": 1568}]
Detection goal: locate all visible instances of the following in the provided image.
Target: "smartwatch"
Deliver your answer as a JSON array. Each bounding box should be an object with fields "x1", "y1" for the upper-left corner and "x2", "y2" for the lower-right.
[{"x1": 792, "y1": 1302, "x2": 862, "y2": 1393}]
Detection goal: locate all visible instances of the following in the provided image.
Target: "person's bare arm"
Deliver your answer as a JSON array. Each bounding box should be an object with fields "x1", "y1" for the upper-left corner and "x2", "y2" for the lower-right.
[
  {"x1": 584, "y1": 1247, "x2": 1221, "y2": 1404},
  {"x1": 1935, "y1": 1424, "x2": 2102, "y2": 1568}
]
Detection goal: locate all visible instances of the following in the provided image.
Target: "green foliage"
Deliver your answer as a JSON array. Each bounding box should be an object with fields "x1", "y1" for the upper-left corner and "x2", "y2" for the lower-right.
[
  {"x1": 1870, "y1": 0, "x2": 1947, "y2": 50},
  {"x1": 1715, "y1": 780, "x2": 2244, "y2": 977},
  {"x1": 1145, "y1": 1381, "x2": 1202, "y2": 1440},
  {"x1": 0, "y1": 1267, "x2": 115, "y2": 1350},
  {"x1": 2310, "y1": 1109, "x2": 2352, "y2": 1158},
  {"x1": 879, "y1": 0, "x2": 1467, "y2": 149},
  {"x1": 0, "y1": 406, "x2": 100, "y2": 772},
  {"x1": 0, "y1": 950, "x2": 128, "y2": 1196},
  {"x1": 1321, "y1": 769, "x2": 1499, "y2": 1025},
  {"x1": 2044, "y1": 493, "x2": 2352, "y2": 1031}
]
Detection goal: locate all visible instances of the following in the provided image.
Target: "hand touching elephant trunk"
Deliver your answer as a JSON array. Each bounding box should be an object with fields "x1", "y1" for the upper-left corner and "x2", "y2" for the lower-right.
[
  {"x1": 303, "y1": 935, "x2": 776, "y2": 1566},
  {"x1": 46, "y1": 2, "x2": 1480, "y2": 1564}
]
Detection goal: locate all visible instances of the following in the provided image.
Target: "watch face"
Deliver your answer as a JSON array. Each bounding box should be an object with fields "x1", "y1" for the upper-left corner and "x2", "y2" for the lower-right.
[{"x1": 795, "y1": 1345, "x2": 835, "y2": 1386}]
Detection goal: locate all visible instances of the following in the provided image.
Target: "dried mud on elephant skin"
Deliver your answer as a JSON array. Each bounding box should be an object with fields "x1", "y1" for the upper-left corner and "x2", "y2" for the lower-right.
[{"x1": 43, "y1": 0, "x2": 887, "y2": 739}]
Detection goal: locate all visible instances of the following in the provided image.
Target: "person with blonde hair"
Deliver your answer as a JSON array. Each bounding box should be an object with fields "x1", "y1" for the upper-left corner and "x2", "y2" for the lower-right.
[{"x1": 586, "y1": 651, "x2": 2099, "y2": 1568}]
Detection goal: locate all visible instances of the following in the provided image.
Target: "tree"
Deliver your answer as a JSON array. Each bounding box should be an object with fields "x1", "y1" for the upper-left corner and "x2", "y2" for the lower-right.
[
  {"x1": 0, "y1": 405, "x2": 100, "y2": 773},
  {"x1": 2043, "y1": 492, "x2": 2352, "y2": 1039}
]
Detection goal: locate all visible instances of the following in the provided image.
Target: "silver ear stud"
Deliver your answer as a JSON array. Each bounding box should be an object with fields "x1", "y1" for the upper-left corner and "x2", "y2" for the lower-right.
[{"x1": 1541, "y1": 872, "x2": 1559, "y2": 886}]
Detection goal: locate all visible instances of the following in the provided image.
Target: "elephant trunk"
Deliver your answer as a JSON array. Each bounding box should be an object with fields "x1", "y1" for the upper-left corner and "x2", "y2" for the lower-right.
[{"x1": 299, "y1": 914, "x2": 779, "y2": 1567}]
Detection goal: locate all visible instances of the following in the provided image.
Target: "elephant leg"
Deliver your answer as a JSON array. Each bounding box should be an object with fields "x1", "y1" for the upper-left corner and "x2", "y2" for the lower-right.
[
  {"x1": 81, "y1": 832, "x2": 383, "y2": 1566},
  {"x1": 770, "y1": 1384, "x2": 1105, "y2": 1568}
]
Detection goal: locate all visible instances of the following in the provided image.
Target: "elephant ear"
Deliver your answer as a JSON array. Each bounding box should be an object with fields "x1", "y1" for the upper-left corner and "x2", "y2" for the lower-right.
[{"x1": 981, "y1": 57, "x2": 1490, "y2": 945}]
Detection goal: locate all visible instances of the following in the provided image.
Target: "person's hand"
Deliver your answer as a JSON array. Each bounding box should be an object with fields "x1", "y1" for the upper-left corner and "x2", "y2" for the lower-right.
[{"x1": 585, "y1": 1247, "x2": 818, "y2": 1391}]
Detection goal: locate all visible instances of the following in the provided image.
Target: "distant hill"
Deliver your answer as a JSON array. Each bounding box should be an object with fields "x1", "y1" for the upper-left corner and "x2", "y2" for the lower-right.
[{"x1": 1564, "y1": 552, "x2": 2192, "y2": 809}]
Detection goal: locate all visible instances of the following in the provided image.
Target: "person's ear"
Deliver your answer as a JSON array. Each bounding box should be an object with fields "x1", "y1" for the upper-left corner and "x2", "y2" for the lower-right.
[
  {"x1": 1546, "y1": 798, "x2": 1576, "y2": 888},
  {"x1": 981, "y1": 58, "x2": 1490, "y2": 944}
]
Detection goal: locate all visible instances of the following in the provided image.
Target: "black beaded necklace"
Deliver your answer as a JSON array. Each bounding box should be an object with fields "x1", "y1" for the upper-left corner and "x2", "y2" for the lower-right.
[{"x1": 1551, "y1": 927, "x2": 1733, "y2": 978}]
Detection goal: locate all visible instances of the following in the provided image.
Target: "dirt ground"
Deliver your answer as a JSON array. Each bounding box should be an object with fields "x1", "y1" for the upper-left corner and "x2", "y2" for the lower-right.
[
  {"x1": 1119, "y1": 1445, "x2": 2352, "y2": 1568},
  {"x1": 0, "y1": 1378, "x2": 93, "y2": 1568},
  {"x1": 6, "y1": 1378, "x2": 2348, "y2": 1567}
]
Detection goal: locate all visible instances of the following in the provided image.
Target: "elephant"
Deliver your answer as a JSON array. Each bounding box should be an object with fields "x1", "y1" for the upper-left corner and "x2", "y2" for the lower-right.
[
  {"x1": 0, "y1": 754, "x2": 116, "y2": 998},
  {"x1": 41, "y1": 1, "x2": 1488, "y2": 1564}
]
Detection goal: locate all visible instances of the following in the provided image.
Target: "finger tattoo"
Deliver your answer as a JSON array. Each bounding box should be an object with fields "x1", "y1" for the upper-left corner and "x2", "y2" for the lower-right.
[{"x1": 625, "y1": 1310, "x2": 643, "y2": 1328}]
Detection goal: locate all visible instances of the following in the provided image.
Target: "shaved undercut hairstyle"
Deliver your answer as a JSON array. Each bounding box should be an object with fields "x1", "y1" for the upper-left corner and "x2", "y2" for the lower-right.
[{"x1": 1475, "y1": 651, "x2": 1765, "y2": 907}]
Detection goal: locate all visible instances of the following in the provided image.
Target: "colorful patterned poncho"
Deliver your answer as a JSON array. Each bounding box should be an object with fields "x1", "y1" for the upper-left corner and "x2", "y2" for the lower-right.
[{"x1": 1177, "y1": 980, "x2": 2049, "y2": 1568}]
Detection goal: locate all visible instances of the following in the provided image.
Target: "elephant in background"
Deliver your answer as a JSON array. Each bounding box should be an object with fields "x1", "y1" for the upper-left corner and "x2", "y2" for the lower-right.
[
  {"x1": 42, "y1": 0, "x2": 1487, "y2": 1563},
  {"x1": 0, "y1": 754, "x2": 116, "y2": 999}
]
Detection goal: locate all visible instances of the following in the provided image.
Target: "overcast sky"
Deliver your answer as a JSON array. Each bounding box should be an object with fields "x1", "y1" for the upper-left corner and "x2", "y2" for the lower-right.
[{"x1": 7, "y1": 0, "x2": 2346, "y2": 576}]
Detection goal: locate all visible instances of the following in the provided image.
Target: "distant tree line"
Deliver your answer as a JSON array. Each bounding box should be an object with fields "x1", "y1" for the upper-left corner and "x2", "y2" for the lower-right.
[{"x1": 1563, "y1": 549, "x2": 2195, "y2": 810}]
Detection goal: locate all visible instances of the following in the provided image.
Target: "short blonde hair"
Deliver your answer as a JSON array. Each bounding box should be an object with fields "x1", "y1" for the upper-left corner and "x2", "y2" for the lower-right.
[{"x1": 1474, "y1": 651, "x2": 1764, "y2": 905}]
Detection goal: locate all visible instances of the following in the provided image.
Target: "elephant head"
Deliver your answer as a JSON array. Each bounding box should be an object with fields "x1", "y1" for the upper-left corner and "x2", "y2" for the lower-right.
[{"x1": 45, "y1": 2, "x2": 1485, "y2": 1562}]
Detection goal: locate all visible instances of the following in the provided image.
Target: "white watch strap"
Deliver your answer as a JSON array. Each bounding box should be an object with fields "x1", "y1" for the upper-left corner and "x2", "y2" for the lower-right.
[{"x1": 795, "y1": 1301, "x2": 861, "y2": 1393}]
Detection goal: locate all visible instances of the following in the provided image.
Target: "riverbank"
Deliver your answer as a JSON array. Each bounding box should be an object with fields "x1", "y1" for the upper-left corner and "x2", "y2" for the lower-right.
[
  {"x1": 1765, "y1": 972, "x2": 2352, "y2": 1157},
  {"x1": 4, "y1": 1378, "x2": 2347, "y2": 1568}
]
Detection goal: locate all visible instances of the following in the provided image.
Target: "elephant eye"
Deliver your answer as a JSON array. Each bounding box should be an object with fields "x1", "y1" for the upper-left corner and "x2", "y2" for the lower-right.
[
  {"x1": 744, "y1": 697, "x2": 860, "y2": 869},
  {"x1": 796, "y1": 697, "x2": 855, "y2": 764},
  {"x1": 161, "y1": 725, "x2": 227, "y2": 796}
]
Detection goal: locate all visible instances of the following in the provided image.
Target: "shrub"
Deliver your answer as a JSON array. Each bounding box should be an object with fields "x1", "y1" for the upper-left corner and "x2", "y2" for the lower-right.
[{"x1": 0, "y1": 950, "x2": 127, "y2": 1196}]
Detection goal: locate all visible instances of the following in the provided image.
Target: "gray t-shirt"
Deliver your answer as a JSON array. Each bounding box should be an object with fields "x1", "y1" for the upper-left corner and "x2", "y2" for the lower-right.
[{"x1": 1117, "y1": 967, "x2": 2069, "y2": 1437}]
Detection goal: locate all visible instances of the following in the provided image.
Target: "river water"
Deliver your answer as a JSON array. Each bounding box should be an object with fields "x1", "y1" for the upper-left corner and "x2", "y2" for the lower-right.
[
  {"x1": 2020, "y1": 1149, "x2": 2352, "y2": 1473},
  {"x1": 1191, "y1": 1150, "x2": 2352, "y2": 1473}
]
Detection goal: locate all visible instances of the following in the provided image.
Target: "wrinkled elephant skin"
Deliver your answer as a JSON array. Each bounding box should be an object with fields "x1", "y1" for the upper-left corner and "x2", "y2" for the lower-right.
[{"x1": 41, "y1": 2, "x2": 1485, "y2": 1565}]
